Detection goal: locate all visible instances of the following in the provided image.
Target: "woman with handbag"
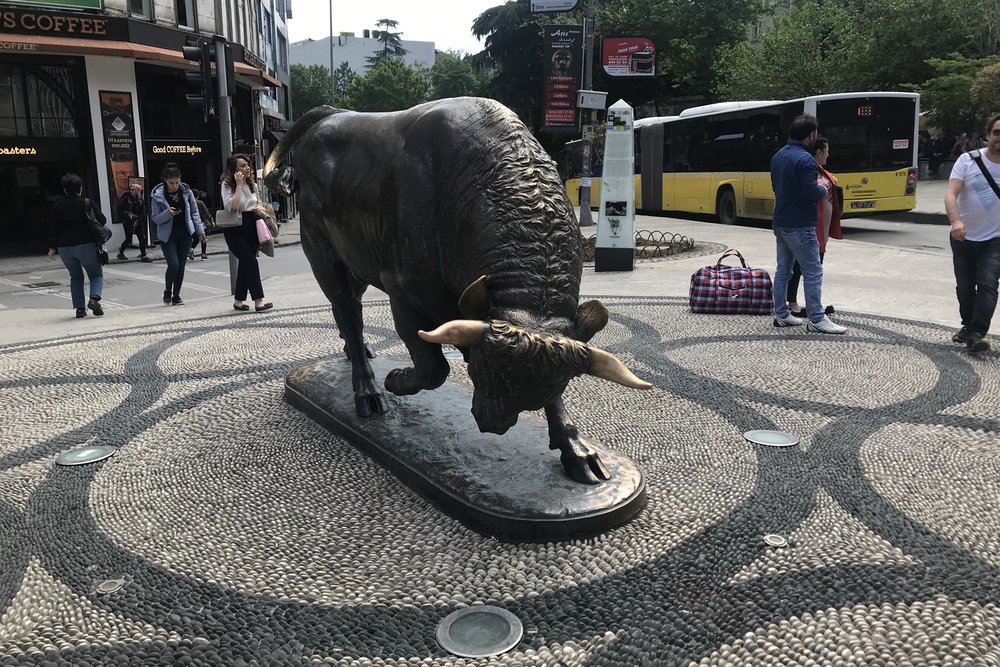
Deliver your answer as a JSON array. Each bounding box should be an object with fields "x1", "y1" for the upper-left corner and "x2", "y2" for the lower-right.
[
  {"x1": 46, "y1": 173, "x2": 106, "y2": 318},
  {"x1": 150, "y1": 163, "x2": 206, "y2": 306},
  {"x1": 220, "y1": 154, "x2": 273, "y2": 312}
]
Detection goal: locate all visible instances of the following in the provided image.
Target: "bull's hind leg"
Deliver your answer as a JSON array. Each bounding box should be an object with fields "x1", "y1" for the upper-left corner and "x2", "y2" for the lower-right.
[
  {"x1": 545, "y1": 398, "x2": 610, "y2": 485},
  {"x1": 383, "y1": 298, "x2": 450, "y2": 396},
  {"x1": 301, "y1": 215, "x2": 386, "y2": 417}
]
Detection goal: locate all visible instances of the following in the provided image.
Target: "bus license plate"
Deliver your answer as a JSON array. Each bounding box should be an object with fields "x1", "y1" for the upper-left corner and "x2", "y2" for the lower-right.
[{"x1": 850, "y1": 201, "x2": 876, "y2": 209}]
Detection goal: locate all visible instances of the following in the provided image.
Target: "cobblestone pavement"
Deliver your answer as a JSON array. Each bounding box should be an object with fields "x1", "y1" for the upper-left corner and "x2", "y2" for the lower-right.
[{"x1": 1, "y1": 298, "x2": 999, "y2": 666}]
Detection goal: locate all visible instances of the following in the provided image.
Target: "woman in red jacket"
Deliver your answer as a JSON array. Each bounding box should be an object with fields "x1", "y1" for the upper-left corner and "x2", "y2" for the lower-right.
[{"x1": 787, "y1": 138, "x2": 843, "y2": 317}]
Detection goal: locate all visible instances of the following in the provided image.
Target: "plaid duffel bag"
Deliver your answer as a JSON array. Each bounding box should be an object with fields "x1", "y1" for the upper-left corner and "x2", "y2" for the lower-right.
[{"x1": 689, "y1": 248, "x2": 773, "y2": 315}]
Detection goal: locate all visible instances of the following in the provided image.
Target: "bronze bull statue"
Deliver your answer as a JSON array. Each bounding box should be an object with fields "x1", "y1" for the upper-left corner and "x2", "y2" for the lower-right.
[{"x1": 264, "y1": 97, "x2": 651, "y2": 484}]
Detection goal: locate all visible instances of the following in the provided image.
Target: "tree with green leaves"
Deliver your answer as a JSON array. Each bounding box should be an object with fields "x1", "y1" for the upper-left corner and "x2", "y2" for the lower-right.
[
  {"x1": 714, "y1": 0, "x2": 876, "y2": 100},
  {"x1": 430, "y1": 52, "x2": 480, "y2": 99},
  {"x1": 972, "y1": 62, "x2": 1000, "y2": 122},
  {"x1": 290, "y1": 63, "x2": 332, "y2": 120},
  {"x1": 920, "y1": 55, "x2": 1000, "y2": 134},
  {"x1": 344, "y1": 57, "x2": 428, "y2": 112},
  {"x1": 333, "y1": 62, "x2": 356, "y2": 103},
  {"x1": 367, "y1": 18, "x2": 408, "y2": 68}
]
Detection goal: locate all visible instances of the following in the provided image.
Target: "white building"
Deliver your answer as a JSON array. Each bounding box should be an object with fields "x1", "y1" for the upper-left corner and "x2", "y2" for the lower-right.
[{"x1": 289, "y1": 33, "x2": 436, "y2": 79}]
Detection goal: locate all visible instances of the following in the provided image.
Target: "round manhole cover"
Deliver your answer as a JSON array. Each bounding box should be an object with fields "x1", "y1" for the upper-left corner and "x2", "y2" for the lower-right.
[
  {"x1": 436, "y1": 606, "x2": 523, "y2": 658},
  {"x1": 56, "y1": 446, "x2": 117, "y2": 466},
  {"x1": 743, "y1": 430, "x2": 799, "y2": 448}
]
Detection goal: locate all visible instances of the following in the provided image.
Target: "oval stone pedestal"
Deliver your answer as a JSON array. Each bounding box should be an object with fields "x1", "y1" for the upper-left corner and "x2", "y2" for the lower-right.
[{"x1": 285, "y1": 356, "x2": 646, "y2": 541}]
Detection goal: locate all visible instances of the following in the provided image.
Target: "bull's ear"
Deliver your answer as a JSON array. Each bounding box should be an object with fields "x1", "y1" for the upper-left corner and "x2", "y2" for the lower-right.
[
  {"x1": 458, "y1": 275, "x2": 490, "y2": 319},
  {"x1": 573, "y1": 299, "x2": 608, "y2": 342}
]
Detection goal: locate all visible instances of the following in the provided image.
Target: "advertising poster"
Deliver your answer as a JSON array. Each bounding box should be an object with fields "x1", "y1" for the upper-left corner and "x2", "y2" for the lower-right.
[
  {"x1": 98, "y1": 91, "x2": 138, "y2": 222},
  {"x1": 602, "y1": 37, "x2": 656, "y2": 77},
  {"x1": 542, "y1": 25, "x2": 583, "y2": 131}
]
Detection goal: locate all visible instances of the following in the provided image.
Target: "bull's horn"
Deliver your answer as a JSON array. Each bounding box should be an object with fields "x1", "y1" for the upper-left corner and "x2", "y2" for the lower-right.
[
  {"x1": 587, "y1": 347, "x2": 652, "y2": 389},
  {"x1": 418, "y1": 320, "x2": 488, "y2": 347}
]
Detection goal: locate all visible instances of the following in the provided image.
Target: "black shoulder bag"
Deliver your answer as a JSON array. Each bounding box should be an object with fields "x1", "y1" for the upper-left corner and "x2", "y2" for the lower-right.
[
  {"x1": 969, "y1": 150, "x2": 1000, "y2": 200},
  {"x1": 85, "y1": 198, "x2": 112, "y2": 265}
]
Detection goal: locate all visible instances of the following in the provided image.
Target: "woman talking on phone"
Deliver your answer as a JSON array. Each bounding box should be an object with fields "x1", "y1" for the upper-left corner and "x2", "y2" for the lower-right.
[
  {"x1": 150, "y1": 162, "x2": 205, "y2": 305},
  {"x1": 220, "y1": 154, "x2": 272, "y2": 312}
]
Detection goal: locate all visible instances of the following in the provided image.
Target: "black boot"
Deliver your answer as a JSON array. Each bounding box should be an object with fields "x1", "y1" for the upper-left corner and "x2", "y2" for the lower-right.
[
  {"x1": 163, "y1": 289, "x2": 171, "y2": 305},
  {"x1": 88, "y1": 296, "x2": 103, "y2": 317}
]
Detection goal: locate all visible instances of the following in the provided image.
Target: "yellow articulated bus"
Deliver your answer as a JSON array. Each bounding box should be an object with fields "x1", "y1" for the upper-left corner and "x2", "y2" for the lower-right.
[{"x1": 563, "y1": 92, "x2": 920, "y2": 224}]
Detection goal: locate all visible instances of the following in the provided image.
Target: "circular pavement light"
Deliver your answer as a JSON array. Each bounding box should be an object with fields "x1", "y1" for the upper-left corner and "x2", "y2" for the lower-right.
[
  {"x1": 96, "y1": 579, "x2": 124, "y2": 595},
  {"x1": 764, "y1": 534, "x2": 789, "y2": 548},
  {"x1": 743, "y1": 430, "x2": 800, "y2": 448},
  {"x1": 55, "y1": 446, "x2": 117, "y2": 466},
  {"x1": 436, "y1": 606, "x2": 523, "y2": 658}
]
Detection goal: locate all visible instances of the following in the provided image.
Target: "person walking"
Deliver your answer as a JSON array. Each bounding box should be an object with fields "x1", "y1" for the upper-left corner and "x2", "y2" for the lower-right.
[
  {"x1": 945, "y1": 113, "x2": 1000, "y2": 352},
  {"x1": 150, "y1": 163, "x2": 205, "y2": 306},
  {"x1": 46, "y1": 173, "x2": 105, "y2": 318},
  {"x1": 116, "y1": 182, "x2": 151, "y2": 262},
  {"x1": 770, "y1": 114, "x2": 846, "y2": 334},
  {"x1": 221, "y1": 154, "x2": 272, "y2": 312},
  {"x1": 787, "y1": 138, "x2": 843, "y2": 317}
]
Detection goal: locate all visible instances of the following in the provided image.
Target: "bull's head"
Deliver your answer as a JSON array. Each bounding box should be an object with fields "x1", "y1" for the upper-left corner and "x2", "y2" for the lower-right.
[{"x1": 417, "y1": 276, "x2": 651, "y2": 435}]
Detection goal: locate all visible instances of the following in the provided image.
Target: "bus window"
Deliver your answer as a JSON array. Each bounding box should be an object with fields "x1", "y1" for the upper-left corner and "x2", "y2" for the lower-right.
[{"x1": 818, "y1": 98, "x2": 874, "y2": 171}]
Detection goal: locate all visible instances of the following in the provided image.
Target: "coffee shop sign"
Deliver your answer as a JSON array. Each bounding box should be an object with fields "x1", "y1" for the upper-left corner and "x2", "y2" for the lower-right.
[{"x1": 1, "y1": 10, "x2": 110, "y2": 36}]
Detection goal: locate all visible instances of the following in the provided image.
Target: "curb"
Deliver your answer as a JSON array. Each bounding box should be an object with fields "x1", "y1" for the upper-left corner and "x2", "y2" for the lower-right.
[
  {"x1": 112, "y1": 239, "x2": 303, "y2": 264},
  {"x1": 865, "y1": 211, "x2": 948, "y2": 225}
]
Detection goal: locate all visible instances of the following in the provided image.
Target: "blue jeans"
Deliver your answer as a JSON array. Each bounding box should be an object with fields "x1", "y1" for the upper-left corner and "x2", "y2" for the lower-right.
[
  {"x1": 162, "y1": 232, "x2": 190, "y2": 298},
  {"x1": 58, "y1": 242, "x2": 103, "y2": 309},
  {"x1": 951, "y1": 236, "x2": 1000, "y2": 334},
  {"x1": 773, "y1": 227, "x2": 825, "y2": 322}
]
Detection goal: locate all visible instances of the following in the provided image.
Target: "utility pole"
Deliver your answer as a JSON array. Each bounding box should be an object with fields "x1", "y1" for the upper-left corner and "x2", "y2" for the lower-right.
[
  {"x1": 214, "y1": 36, "x2": 238, "y2": 295},
  {"x1": 577, "y1": 0, "x2": 597, "y2": 227},
  {"x1": 330, "y1": 0, "x2": 337, "y2": 106}
]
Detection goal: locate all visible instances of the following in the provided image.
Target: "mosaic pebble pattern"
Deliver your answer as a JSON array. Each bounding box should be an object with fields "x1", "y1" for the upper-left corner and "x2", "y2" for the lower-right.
[{"x1": 0, "y1": 298, "x2": 998, "y2": 666}]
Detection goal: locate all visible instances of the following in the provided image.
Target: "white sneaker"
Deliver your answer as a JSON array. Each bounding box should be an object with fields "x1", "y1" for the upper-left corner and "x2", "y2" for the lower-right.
[
  {"x1": 773, "y1": 313, "x2": 803, "y2": 327},
  {"x1": 806, "y1": 316, "x2": 847, "y2": 335}
]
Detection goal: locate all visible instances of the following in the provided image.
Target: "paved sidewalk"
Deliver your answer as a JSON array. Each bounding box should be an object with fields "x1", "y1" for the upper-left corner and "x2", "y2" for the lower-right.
[{"x1": 0, "y1": 208, "x2": 997, "y2": 666}]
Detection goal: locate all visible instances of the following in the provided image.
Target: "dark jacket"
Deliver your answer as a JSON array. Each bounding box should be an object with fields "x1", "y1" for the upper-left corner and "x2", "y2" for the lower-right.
[
  {"x1": 770, "y1": 139, "x2": 827, "y2": 229},
  {"x1": 117, "y1": 191, "x2": 145, "y2": 226},
  {"x1": 49, "y1": 195, "x2": 106, "y2": 249}
]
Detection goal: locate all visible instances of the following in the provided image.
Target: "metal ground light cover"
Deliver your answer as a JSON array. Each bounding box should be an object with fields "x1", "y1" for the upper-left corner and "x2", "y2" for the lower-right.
[{"x1": 436, "y1": 606, "x2": 524, "y2": 658}]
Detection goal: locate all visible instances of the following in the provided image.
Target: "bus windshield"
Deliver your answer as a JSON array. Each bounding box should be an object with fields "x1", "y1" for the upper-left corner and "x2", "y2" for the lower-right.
[{"x1": 817, "y1": 96, "x2": 917, "y2": 172}]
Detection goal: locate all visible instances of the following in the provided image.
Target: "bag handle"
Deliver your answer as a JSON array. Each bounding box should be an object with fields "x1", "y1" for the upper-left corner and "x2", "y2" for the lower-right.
[
  {"x1": 970, "y1": 150, "x2": 1000, "y2": 201},
  {"x1": 716, "y1": 248, "x2": 749, "y2": 269}
]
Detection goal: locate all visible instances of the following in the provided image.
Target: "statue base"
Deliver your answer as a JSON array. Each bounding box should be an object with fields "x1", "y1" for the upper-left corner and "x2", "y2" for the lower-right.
[{"x1": 284, "y1": 356, "x2": 646, "y2": 541}]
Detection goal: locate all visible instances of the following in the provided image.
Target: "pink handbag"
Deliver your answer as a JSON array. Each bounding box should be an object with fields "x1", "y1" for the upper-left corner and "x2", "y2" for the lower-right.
[{"x1": 256, "y1": 218, "x2": 275, "y2": 257}]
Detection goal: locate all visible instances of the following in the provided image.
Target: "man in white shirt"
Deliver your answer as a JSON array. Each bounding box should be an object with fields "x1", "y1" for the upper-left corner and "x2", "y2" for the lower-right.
[{"x1": 945, "y1": 114, "x2": 1000, "y2": 352}]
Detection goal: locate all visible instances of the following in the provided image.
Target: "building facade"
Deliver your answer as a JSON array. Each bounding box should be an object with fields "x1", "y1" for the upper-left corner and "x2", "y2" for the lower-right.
[
  {"x1": 0, "y1": 0, "x2": 287, "y2": 256},
  {"x1": 288, "y1": 33, "x2": 435, "y2": 83}
]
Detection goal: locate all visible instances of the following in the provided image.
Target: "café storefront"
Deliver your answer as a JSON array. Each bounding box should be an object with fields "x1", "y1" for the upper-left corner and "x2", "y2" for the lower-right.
[{"x1": 0, "y1": 3, "x2": 278, "y2": 255}]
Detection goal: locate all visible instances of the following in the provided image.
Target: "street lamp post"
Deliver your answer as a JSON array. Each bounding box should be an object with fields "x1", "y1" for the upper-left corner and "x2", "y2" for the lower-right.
[
  {"x1": 577, "y1": 0, "x2": 597, "y2": 227},
  {"x1": 330, "y1": 0, "x2": 337, "y2": 105}
]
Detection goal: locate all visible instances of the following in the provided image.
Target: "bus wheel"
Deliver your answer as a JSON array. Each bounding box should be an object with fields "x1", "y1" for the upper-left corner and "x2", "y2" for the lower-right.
[{"x1": 716, "y1": 188, "x2": 737, "y2": 225}]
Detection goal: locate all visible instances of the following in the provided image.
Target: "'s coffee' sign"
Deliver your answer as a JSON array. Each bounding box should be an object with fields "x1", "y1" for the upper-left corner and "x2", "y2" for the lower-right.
[{"x1": 0, "y1": 8, "x2": 126, "y2": 40}]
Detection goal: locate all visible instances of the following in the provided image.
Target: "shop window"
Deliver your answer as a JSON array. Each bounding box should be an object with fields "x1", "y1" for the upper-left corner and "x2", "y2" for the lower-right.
[
  {"x1": 176, "y1": 0, "x2": 196, "y2": 29},
  {"x1": 0, "y1": 64, "x2": 77, "y2": 138},
  {"x1": 129, "y1": 0, "x2": 153, "y2": 18}
]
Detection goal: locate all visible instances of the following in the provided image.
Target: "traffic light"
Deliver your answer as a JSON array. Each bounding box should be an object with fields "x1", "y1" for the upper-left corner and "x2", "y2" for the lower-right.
[{"x1": 182, "y1": 41, "x2": 215, "y2": 121}]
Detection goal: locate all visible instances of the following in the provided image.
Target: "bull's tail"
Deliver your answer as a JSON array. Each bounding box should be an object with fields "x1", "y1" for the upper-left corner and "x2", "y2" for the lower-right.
[{"x1": 262, "y1": 105, "x2": 344, "y2": 196}]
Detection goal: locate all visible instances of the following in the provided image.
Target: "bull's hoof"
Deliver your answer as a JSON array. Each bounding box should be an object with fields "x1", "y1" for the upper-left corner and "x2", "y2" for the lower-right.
[
  {"x1": 344, "y1": 344, "x2": 376, "y2": 361},
  {"x1": 560, "y1": 450, "x2": 611, "y2": 485},
  {"x1": 354, "y1": 392, "x2": 387, "y2": 417},
  {"x1": 384, "y1": 367, "x2": 423, "y2": 396}
]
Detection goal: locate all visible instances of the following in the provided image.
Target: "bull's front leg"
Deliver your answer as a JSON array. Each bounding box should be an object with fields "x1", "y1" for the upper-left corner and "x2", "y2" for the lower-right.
[
  {"x1": 545, "y1": 398, "x2": 610, "y2": 485},
  {"x1": 384, "y1": 298, "x2": 451, "y2": 396},
  {"x1": 300, "y1": 215, "x2": 385, "y2": 418}
]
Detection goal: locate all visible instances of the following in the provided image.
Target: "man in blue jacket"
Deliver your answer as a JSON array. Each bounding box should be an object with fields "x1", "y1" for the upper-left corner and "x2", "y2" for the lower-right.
[{"x1": 770, "y1": 114, "x2": 847, "y2": 334}]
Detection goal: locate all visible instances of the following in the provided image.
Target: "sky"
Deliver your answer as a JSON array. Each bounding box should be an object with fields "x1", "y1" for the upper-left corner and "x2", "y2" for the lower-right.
[{"x1": 286, "y1": 1, "x2": 505, "y2": 56}]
